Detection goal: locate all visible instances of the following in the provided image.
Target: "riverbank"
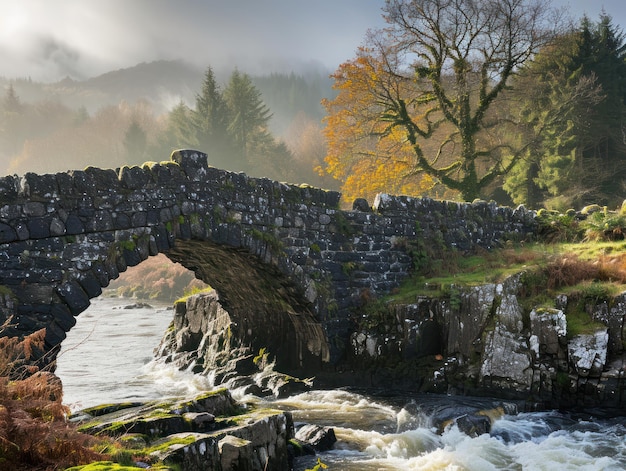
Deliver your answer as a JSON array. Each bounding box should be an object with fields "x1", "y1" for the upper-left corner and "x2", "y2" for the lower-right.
[{"x1": 55, "y1": 296, "x2": 626, "y2": 470}]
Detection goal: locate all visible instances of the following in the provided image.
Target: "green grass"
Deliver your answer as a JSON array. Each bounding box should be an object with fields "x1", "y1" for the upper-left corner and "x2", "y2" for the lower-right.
[
  {"x1": 560, "y1": 240, "x2": 626, "y2": 259},
  {"x1": 140, "y1": 433, "x2": 198, "y2": 455},
  {"x1": 383, "y1": 241, "x2": 626, "y2": 337},
  {"x1": 564, "y1": 305, "x2": 607, "y2": 337},
  {"x1": 388, "y1": 243, "x2": 551, "y2": 302}
]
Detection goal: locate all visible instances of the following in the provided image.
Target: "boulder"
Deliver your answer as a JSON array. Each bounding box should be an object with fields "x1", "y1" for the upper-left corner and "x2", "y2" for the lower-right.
[
  {"x1": 455, "y1": 413, "x2": 492, "y2": 437},
  {"x1": 295, "y1": 424, "x2": 337, "y2": 451}
]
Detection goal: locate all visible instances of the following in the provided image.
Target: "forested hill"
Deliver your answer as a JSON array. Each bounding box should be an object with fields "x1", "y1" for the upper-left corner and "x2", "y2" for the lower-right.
[
  {"x1": 0, "y1": 59, "x2": 334, "y2": 136},
  {"x1": 0, "y1": 60, "x2": 337, "y2": 182}
]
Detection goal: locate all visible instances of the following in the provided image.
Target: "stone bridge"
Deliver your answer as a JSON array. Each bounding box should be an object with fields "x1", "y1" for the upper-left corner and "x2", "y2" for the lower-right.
[{"x1": 0, "y1": 150, "x2": 536, "y2": 374}]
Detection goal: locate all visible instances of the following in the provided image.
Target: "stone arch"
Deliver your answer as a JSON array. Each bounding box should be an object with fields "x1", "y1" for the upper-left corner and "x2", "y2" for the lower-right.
[
  {"x1": 51, "y1": 211, "x2": 330, "y2": 376},
  {"x1": 0, "y1": 150, "x2": 336, "y2": 373}
]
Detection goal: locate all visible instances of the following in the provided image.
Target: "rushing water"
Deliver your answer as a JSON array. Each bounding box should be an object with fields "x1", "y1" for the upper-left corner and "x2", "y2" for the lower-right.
[{"x1": 56, "y1": 295, "x2": 626, "y2": 470}]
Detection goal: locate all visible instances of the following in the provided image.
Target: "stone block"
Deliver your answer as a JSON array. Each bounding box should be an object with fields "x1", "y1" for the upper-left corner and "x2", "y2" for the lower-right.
[
  {"x1": 44, "y1": 320, "x2": 67, "y2": 346},
  {"x1": 119, "y1": 165, "x2": 150, "y2": 189},
  {"x1": 64, "y1": 214, "x2": 84, "y2": 234},
  {"x1": 0, "y1": 222, "x2": 17, "y2": 243},
  {"x1": 50, "y1": 304, "x2": 76, "y2": 331},
  {"x1": 0, "y1": 175, "x2": 18, "y2": 200},
  {"x1": 56, "y1": 280, "x2": 90, "y2": 315},
  {"x1": 84, "y1": 167, "x2": 119, "y2": 190},
  {"x1": 171, "y1": 149, "x2": 209, "y2": 181},
  {"x1": 27, "y1": 217, "x2": 51, "y2": 239},
  {"x1": 78, "y1": 271, "x2": 102, "y2": 299}
]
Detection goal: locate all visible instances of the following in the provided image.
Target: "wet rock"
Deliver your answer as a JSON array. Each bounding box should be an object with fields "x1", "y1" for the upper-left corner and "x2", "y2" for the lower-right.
[
  {"x1": 237, "y1": 382, "x2": 271, "y2": 397},
  {"x1": 295, "y1": 424, "x2": 337, "y2": 451},
  {"x1": 123, "y1": 302, "x2": 153, "y2": 309},
  {"x1": 259, "y1": 371, "x2": 312, "y2": 398},
  {"x1": 455, "y1": 413, "x2": 492, "y2": 437},
  {"x1": 288, "y1": 438, "x2": 316, "y2": 459},
  {"x1": 74, "y1": 390, "x2": 294, "y2": 471}
]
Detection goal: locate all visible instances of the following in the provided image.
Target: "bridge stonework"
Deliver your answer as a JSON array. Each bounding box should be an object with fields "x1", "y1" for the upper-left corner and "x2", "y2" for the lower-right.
[{"x1": 0, "y1": 150, "x2": 536, "y2": 373}]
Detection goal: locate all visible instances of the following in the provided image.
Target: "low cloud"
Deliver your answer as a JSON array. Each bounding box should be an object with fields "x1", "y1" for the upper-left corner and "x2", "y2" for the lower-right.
[{"x1": 0, "y1": 0, "x2": 387, "y2": 82}]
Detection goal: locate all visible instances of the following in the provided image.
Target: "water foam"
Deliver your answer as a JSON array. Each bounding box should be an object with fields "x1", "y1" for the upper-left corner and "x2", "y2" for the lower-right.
[{"x1": 139, "y1": 359, "x2": 213, "y2": 399}]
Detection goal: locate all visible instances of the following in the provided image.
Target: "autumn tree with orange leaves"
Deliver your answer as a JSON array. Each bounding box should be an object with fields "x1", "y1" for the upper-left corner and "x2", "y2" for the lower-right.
[
  {"x1": 322, "y1": 0, "x2": 558, "y2": 203},
  {"x1": 322, "y1": 49, "x2": 441, "y2": 205}
]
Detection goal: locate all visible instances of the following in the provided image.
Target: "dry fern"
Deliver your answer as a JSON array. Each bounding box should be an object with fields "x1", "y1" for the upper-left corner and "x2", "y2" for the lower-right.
[{"x1": 0, "y1": 323, "x2": 107, "y2": 469}]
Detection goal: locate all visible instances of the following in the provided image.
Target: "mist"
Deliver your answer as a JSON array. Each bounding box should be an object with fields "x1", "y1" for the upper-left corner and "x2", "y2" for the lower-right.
[
  {"x1": 0, "y1": 0, "x2": 388, "y2": 82},
  {"x1": 1, "y1": 0, "x2": 625, "y2": 179}
]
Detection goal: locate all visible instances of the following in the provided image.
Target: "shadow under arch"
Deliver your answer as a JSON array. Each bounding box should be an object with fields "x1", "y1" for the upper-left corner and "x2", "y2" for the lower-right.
[{"x1": 163, "y1": 239, "x2": 330, "y2": 377}]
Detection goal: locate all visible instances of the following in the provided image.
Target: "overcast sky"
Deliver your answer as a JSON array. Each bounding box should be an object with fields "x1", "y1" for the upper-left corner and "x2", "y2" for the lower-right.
[{"x1": 0, "y1": 0, "x2": 625, "y2": 83}]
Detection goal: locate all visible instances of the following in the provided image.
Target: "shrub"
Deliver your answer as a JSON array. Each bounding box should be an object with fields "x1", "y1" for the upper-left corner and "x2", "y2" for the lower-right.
[
  {"x1": 0, "y1": 326, "x2": 106, "y2": 470},
  {"x1": 582, "y1": 209, "x2": 626, "y2": 242},
  {"x1": 535, "y1": 209, "x2": 581, "y2": 243},
  {"x1": 542, "y1": 255, "x2": 626, "y2": 290}
]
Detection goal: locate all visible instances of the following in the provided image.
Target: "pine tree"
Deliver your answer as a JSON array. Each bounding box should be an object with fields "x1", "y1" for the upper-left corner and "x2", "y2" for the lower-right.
[
  {"x1": 157, "y1": 101, "x2": 198, "y2": 153},
  {"x1": 73, "y1": 106, "x2": 90, "y2": 126},
  {"x1": 193, "y1": 67, "x2": 234, "y2": 168},
  {"x1": 504, "y1": 32, "x2": 602, "y2": 208},
  {"x1": 0, "y1": 84, "x2": 26, "y2": 155},
  {"x1": 2, "y1": 84, "x2": 21, "y2": 113},
  {"x1": 576, "y1": 14, "x2": 626, "y2": 200},
  {"x1": 223, "y1": 69, "x2": 273, "y2": 171},
  {"x1": 505, "y1": 14, "x2": 626, "y2": 209}
]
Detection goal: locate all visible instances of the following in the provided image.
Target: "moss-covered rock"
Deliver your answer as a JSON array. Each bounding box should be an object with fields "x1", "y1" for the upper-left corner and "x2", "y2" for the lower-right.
[{"x1": 72, "y1": 390, "x2": 294, "y2": 471}]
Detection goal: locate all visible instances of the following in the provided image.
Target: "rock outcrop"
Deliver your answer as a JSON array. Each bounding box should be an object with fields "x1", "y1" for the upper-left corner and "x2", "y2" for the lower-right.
[
  {"x1": 342, "y1": 274, "x2": 626, "y2": 410},
  {"x1": 156, "y1": 289, "x2": 313, "y2": 398},
  {"x1": 156, "y1": 276, "x2": 626, "y2": 411},
  {"x1": 72, "y1": 389, "x2": 295, "y2": 471}
]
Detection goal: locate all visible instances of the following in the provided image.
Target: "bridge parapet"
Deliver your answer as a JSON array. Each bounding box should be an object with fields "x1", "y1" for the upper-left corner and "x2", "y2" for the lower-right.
[{"x1": 0, "y1": 150, "x2": 537, "y2": 372}]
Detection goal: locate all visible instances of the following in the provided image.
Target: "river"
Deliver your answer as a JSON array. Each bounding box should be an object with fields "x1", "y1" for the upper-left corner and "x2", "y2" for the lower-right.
[{"x1": 55, "y1": 295, "x2": 626, "y2": 470}]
